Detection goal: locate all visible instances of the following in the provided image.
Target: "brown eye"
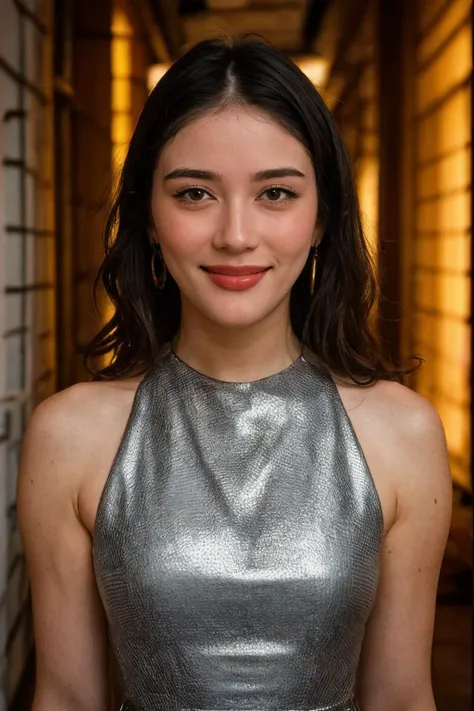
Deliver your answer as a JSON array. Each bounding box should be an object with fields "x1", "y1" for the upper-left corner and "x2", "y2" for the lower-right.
[
  {"x1": 187, "y1": 188, "x2": 206, "y2": 201},
  {"x1": 258, "y1": 186, "x2": 299, "y2": 203},
  {"x1": 266, "y1": 188, "x2": 282, "y2": 201},
  {"x1": 173, "y1": 187, "x2": 213, "y2": 203}
]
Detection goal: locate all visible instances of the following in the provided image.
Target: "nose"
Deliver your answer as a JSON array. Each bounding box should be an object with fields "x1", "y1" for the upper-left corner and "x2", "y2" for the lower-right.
[{"x1": 212, "y1": 199, "x2": 258, "y2": 253}]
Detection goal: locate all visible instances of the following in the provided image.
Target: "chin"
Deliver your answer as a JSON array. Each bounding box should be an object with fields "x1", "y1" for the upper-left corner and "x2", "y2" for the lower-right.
[
  {"x1": 208, "y1": 315, "x2": 265, "y2": 330},
  {"x1": 203, "y1": 304, "x2": 271, "y2": 331}
]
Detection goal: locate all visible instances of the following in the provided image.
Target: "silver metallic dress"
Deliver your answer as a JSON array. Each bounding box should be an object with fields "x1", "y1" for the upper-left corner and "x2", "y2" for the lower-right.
[{"x1": 93, "y1": 342, "x2": 384, "y2": 711}]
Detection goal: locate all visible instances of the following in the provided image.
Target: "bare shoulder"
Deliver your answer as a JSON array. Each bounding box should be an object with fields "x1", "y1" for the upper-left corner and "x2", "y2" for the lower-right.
[
  {"x1": 370, "y1": 380, "x2": 452, "y2": 509},
  {"x1": 365, "y1": 381, "x2": 450, "y2": 482},
  {"x1": 20, "y1": 377, "x2": 143, "y2": 510},
  {"x1": 30, "y1": 376, "x2": 141, "y2": 432},
  {"x1": 337, "y1": 376, "x2": 447, "y2": 453},
  {"x1": 365, "y1": 378, "x2": 445, "y2": 436},
  {"x1": 335, "y1": 377, "x2": 452, "y2": 533},
  {"x1": 28, "y1": 376, "x2": 141, "y2": 444}
]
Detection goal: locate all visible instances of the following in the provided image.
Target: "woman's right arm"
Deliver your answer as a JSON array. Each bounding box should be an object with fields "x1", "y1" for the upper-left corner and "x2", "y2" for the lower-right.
[{"x1": 17, "y1": 388, "x2": 110, "y2": 711}]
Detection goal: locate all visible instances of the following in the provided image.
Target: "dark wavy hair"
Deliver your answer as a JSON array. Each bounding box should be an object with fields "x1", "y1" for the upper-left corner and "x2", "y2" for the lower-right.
[{"x1": 84, "y1": 36, "x2": 417, "y2": 384}]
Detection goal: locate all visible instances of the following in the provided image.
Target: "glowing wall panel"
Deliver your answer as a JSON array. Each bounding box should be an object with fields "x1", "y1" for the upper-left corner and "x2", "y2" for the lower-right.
[
  {"x1": 412, "y1": 0, "x2": 471, "y2": 489},
  {"x1": 111, "y1": 7, "x2": 133, "y2": 187}
]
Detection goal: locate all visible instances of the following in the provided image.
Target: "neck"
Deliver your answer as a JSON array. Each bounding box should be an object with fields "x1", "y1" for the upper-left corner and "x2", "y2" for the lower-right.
[{"x1": 172, "y1": 306, "x2": 302, "y2": 383}]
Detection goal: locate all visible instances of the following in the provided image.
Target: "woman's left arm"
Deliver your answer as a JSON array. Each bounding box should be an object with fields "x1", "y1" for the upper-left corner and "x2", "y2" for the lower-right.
[{"x1": 356, "y1": 391, "x2": 453, "y2": 711}]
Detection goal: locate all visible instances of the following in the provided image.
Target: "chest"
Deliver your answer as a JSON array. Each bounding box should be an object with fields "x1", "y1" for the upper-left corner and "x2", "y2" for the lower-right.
[{"x1": 94, "y1": 437, "x2": 382, "y2": 633}]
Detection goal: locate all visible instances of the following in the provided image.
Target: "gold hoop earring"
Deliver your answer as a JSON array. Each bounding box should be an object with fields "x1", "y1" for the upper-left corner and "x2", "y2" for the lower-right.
[
  {"x1": 151, "y1": 245, "x2": 167, "y2": 289},
  {"x1": 310, "y1": 245, "x2": 318, "y2": 295}
]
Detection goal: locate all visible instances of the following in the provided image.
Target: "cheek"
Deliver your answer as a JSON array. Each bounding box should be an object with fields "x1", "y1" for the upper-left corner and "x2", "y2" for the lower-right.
[
  {"x1": 270, "y1": 205, "x2": 316, "y2": 259},
  {"x1": 152, "y1": 199, "x2": 209, "y2": 257}
]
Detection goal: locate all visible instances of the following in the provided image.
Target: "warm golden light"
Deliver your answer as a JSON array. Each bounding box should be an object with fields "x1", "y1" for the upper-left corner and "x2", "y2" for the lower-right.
[
  {"x1": 351, "y1": 63, "x2": 379, "y2": 264},
  {"x1": 105, "y1": 7, "x2": 135, "y2": 332},
  {"x1": 148, "y1": 62, "x2": 171, "y2": 91},
  {"x1": 413, "y1": 0, "x2": 471, "y2": 489},
  {"x1": 111, "y1": 8, "x2": 133, "y2": 181},
  {"x1": 292, "y1": 55, "x2": 330, "y2": 88},
  {"x1": 357, "y1": 157, "x2": 379, "y2": 259}
]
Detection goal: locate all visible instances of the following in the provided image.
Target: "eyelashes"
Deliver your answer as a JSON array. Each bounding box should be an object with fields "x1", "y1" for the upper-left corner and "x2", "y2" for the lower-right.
[
  {"x1": 171, "y1": 184, "x2": 302, "y2": 204},
  {"x1": 172, "y1": 186, "x2": 210, "y2": 202},
  {"x1": 259, "y1": 186, "x2": 301, "y2": 203}
]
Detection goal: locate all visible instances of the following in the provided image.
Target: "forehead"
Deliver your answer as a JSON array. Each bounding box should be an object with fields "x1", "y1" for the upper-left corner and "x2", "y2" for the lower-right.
[{"x1": 157, "y1": 105, "x2": 313, "y2": 176}]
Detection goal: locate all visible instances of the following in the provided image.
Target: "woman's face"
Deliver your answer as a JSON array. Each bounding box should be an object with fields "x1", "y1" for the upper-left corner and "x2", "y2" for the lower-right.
[{"x1": 151, "y1": 104, "x2": 319, "y2": 331}]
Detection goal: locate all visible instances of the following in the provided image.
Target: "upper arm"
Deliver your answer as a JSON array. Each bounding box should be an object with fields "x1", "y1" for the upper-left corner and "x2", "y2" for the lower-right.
[
  {"x1": 17, "y1": 389, "x2": 110, "y2": 711},
  {"x1": 356, "y1": 392, "x2": 453, "y2": 710}
]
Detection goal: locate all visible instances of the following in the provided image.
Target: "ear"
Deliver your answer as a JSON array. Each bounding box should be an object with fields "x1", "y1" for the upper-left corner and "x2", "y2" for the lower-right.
[
  {"x1": 147, "y1": 225, "x2": 158, "y2": 246},
  {"x1": 312, "y1": 223, "x2": 324, "y2": 249}
]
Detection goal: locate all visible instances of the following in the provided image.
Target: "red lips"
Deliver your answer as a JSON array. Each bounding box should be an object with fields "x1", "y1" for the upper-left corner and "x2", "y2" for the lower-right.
[{"x1": 201, "y1": 265, "x2": 271, "y2": 291}]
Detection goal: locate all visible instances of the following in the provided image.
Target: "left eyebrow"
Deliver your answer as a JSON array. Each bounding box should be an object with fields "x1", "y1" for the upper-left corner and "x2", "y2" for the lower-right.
[
  {"x1": 164, "y1": 168, "x2": 221, "y2": 181},
  {"x1": 252, "y1": 168, "x2": 305, "y2": 181}
]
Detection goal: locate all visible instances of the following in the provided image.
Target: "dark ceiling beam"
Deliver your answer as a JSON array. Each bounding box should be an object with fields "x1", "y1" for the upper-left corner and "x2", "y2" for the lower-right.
[
  {"x1": 178, "y1": 0, "x2": 303, "y2": 13},
  {"x1": 331, "y1": 5, "x2": 371, "y2": 73},
  {"x1": 318, "y1": 0, "x2": 369, "y2": 68},
  {"x1": 302, "y1": 0, "x2": 331, "y2": 52},
  {"x1": 152, "y1": 0, "x2": 186, "y2": 58},
  {"x1": 178, "y1": 0, "x2": 205, "y2": 13},
  {"x1": 133, "y1": 0, "x2": 173, "y2": 61}
]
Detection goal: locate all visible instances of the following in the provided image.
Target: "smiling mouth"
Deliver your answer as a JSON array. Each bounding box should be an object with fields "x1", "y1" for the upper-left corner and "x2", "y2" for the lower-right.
[{"x1": 200, "y1": 266, "x2": 271, "y2": 292}]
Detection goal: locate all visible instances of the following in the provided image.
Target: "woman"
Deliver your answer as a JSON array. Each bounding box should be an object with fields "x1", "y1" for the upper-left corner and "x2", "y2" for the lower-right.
[{"x1": 18, "y1": 37, "x2": 452, "y2": 711}]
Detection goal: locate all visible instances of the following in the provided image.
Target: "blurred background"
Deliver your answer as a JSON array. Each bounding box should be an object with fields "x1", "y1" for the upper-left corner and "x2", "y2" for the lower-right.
[{"x1": 0, "y1": 0, "x2": 471, "y2": 709}]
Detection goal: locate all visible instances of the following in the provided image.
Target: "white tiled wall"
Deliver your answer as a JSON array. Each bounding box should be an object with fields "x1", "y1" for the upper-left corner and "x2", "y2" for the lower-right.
[
  {"x1": 0, "y1": 88, "x2": 8, "y2": 711},
  {"x1": 0, "y1": 0, "x2": 55, "y2": 704}
]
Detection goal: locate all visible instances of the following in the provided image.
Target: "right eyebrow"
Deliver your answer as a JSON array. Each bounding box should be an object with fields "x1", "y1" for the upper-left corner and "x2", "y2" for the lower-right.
[
  {"x1": 164, "y1": 168, "x2": 222, "y2": 181},
  {"x1": 252, "y1": 168, "x2": 306, "y2": 181}
]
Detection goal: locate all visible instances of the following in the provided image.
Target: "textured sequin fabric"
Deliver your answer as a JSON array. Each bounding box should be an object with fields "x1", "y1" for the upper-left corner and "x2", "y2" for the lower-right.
[{"x1": 93, "y1": 343, "x2": 383, "y2": 711}]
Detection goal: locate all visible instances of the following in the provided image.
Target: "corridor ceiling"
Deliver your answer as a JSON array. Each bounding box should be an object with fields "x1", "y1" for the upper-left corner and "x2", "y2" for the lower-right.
[{"x1": 152, "y1": 0, "x2": 332, "y2": 58}]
